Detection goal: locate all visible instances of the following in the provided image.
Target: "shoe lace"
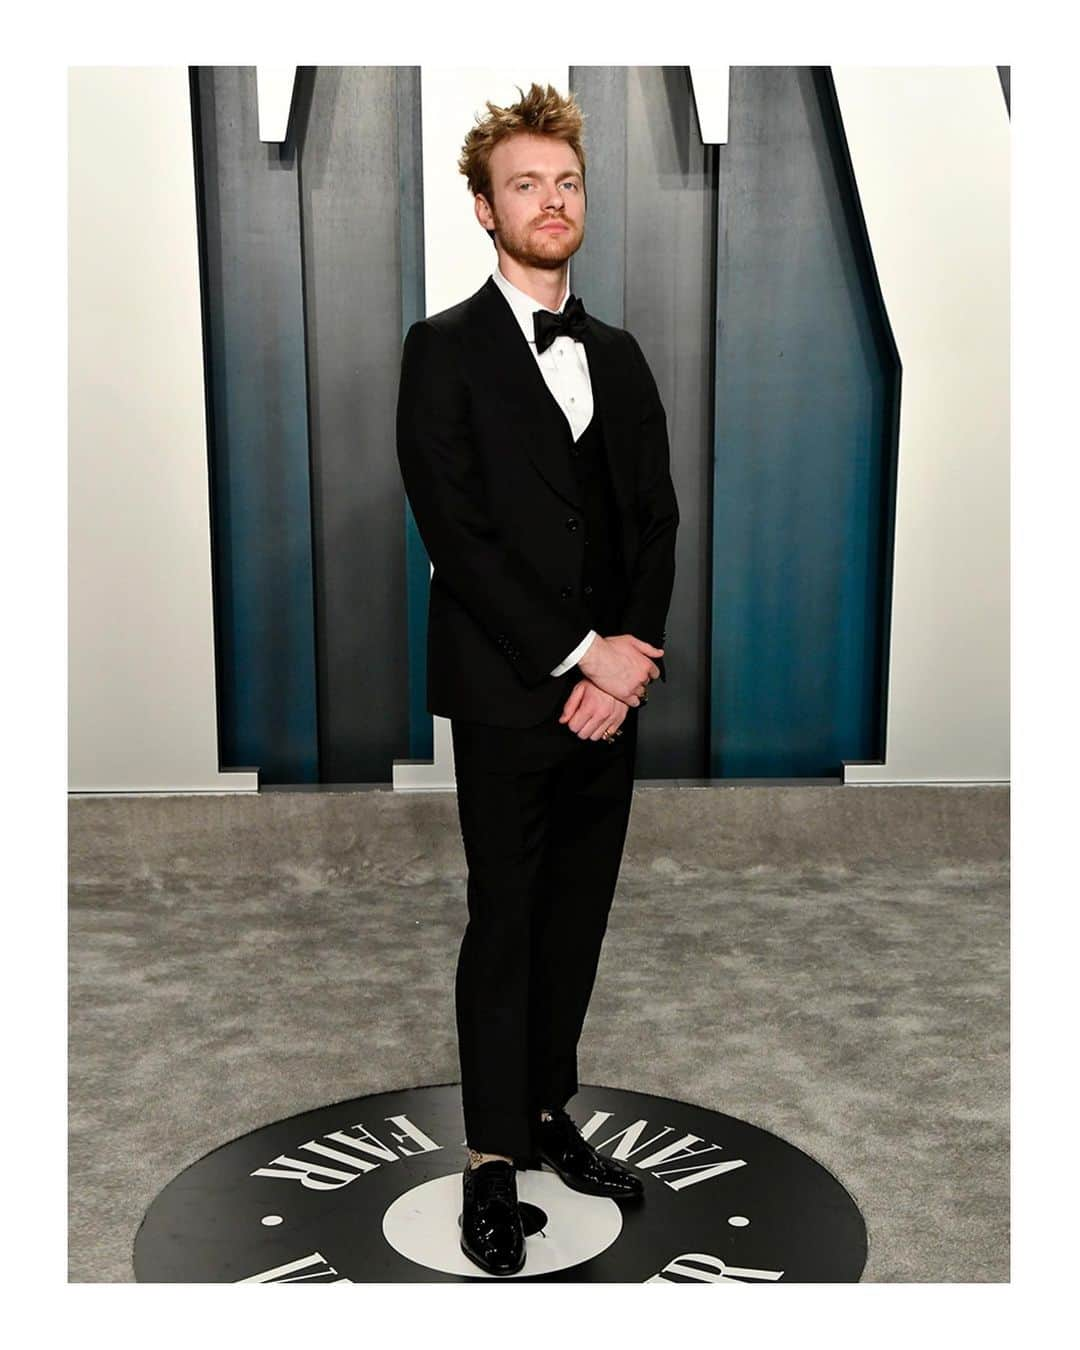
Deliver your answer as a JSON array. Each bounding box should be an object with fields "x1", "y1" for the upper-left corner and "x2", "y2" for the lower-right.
[
  {"x1": 544, "y1": 1110, "x2": 596, "y2": 1162},
  {"x1": 545, "y1": 1107, "x2": 578, "y2": 1141},
  {"x1": 478, "y1": 1162, "x2": 516, "y2": 1205}
]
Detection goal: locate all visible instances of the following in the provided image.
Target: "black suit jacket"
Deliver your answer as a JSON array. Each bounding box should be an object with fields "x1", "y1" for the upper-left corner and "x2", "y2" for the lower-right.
[{"x1": 395, "y1": 275, "x2": 679, "y2": 728}]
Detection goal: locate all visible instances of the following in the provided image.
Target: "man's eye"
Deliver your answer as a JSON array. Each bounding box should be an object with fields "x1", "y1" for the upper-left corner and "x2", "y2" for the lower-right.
[{"x1": 562, "y1": 182, "x2": 579, "y2": 190}]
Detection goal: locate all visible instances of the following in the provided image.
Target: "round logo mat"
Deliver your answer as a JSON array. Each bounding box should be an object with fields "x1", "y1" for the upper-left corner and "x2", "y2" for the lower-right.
[{"x1": 133, "y1": 1082, "x2": 867, "y2": 1282}]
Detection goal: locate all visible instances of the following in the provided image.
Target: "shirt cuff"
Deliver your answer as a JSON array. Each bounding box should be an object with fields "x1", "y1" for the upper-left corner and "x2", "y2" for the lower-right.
[{"x1": 550, "y1": 629, "x2": 598, "y2": 677}]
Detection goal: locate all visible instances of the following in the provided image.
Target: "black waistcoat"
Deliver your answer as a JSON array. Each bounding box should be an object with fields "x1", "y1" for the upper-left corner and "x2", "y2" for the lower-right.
[{"x1": 562, "y1": 409, "x2": 628, "y2": 638}]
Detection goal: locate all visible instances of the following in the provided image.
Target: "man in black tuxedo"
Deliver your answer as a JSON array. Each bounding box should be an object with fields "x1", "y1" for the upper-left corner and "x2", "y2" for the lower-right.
[{"x1": 396, "y1": 83, "x2": 678, "y2": 1276}]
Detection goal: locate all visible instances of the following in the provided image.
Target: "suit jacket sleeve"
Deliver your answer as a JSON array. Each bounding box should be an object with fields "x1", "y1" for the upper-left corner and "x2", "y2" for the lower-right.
[
  {"x1": 619, "y1": 331, "x2": 679, "y2": 683},
  {"x1": 396, "y1": 319, "x2": 595, "y2": 687}
]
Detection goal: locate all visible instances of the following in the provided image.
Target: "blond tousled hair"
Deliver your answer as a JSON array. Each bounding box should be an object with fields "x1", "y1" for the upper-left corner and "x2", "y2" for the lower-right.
[{"x1": 458, "y1": 82, "x2": 587, "y2": 215}]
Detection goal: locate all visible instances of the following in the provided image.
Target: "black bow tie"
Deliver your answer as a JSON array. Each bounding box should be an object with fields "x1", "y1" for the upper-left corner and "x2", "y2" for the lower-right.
[{"x1": 533, "y1": 294, "x2": 588, "y2": 353}]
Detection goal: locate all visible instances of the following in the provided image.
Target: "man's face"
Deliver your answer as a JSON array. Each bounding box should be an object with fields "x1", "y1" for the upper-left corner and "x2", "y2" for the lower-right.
[{"x1": 475, "y1": 132, "x2": 586, "y2": 270}]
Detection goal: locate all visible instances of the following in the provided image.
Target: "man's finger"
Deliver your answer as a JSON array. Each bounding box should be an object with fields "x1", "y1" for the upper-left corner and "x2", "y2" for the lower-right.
[
  {"x1": 559, "y1": 681, "x2": 586, "y2": 722},
  {"x1": 570, "y1": 693, "x2": 600, "y2": 734},
  {"x1": 577, "y1": 713, "x2": 604, "y2": 740},
  {"x1": 569, "y1": 689, "x2": 604, "y2": 736}
]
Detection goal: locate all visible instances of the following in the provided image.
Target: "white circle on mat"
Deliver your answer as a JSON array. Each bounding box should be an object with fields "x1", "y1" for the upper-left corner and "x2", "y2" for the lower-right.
[{"x1": 382, "y1": 1169, "x2": 623, "y2": 1279}]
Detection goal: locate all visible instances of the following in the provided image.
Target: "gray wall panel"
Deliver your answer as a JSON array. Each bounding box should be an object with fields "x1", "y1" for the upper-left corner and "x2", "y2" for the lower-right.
[
  {"x1": 569, "y1": 67, "x2": 627, "y2": 326},
  {"x1": 298, "y1": 67, "x2": 411, "y2": 783},
  {"x1": 397, "y1": 68, "x2": 432, "y2": 762},
  {"x1": 193, "y1": 66, "x2": 320, "y2": 784},
  {"x1": 709, "y1": 68, "x2": 895, "y2": 777}
]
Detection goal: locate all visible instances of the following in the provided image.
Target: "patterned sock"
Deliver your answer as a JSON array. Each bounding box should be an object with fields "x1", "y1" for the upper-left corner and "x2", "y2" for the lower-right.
[{"x1": 467, "y1": 1148, "x2": 512, "y2": 1169}]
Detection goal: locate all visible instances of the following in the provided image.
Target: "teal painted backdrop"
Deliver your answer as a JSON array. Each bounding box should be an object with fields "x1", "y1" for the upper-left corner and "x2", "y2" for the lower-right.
[{"x1": 194, "y1": 66, "x2": 899, "y2": 783}]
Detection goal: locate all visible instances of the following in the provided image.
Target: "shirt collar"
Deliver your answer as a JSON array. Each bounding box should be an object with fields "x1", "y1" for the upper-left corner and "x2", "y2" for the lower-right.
[{"x1": 491, "y1": 264, "x2": 570, "y2": 346}]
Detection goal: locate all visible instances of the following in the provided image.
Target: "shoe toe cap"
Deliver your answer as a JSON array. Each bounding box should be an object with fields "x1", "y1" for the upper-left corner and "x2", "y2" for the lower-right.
[{"x1": 463, "y1": 1235, "x2": 525, "y2": 1274}]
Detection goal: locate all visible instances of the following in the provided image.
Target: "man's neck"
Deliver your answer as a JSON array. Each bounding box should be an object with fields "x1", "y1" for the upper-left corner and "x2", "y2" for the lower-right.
[{"x1": 496, "y1": 253, "x2": 568, "y2": 312}]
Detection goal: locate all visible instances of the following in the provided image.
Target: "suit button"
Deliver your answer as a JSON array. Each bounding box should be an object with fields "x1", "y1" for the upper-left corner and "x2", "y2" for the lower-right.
[
  {"x1": 583, "y1": 584, "x2": 593, "y2": 596},
  {"x1": 565, "y1": 518, "x2": 578, "y2": 531},
  {"x1": 560, "y1": 587, "x2": 573, "y2": 600}
]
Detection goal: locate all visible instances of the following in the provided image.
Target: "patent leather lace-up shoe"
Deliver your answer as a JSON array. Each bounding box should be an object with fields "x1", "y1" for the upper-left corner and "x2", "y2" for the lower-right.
[
  {"x1": 460, "y1": 1159, "x2": 526, "y2": 1275},
  {"x1": 534, "y1": 1106, "x2": 644, "y2": 1199}
]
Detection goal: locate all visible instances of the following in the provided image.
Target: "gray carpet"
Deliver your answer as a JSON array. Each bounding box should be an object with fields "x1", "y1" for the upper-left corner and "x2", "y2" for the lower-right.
[{"x1": 68, "y1": 783, "x2": 1009, "y2": 1282}]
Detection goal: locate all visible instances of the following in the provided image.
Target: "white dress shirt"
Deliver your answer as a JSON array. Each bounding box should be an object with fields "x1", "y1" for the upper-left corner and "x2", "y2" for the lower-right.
[{"x1": 490, "y1": 264, "x2": 598, "y2": 677}]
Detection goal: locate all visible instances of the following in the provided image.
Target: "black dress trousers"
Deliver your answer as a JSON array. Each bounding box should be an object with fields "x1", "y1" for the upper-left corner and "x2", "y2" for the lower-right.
[{"x1": 450, "y1": 409, "x2": 637, "y2": 1160}]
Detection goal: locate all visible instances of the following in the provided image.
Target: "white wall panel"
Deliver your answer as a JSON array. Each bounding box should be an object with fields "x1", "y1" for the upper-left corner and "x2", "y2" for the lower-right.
[
  {"x1": 68, "y1": 68, "x2": 257, "y2": 793},
  {"x1": 834, "y1": 68, "x2": 1010, "y2": 784}
]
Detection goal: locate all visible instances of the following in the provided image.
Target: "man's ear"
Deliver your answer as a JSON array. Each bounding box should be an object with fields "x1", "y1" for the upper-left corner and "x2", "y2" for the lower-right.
[{"x1": 474, "y1": 193, "x2": 494, "y2": 231}]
